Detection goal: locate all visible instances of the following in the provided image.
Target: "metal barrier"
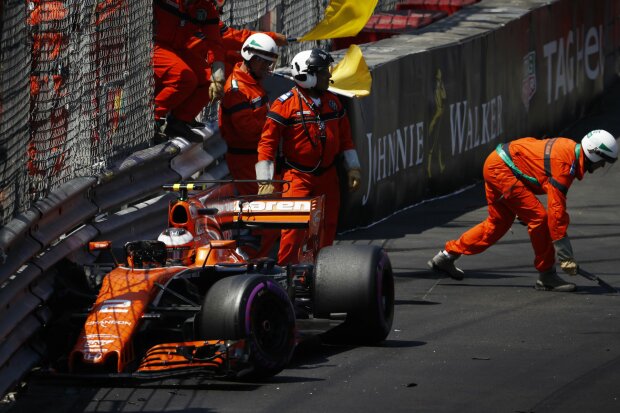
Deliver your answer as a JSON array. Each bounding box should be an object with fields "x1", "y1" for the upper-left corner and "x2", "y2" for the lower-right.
[{"x1": 0, "y1": 133, "x2": 228, "y2": 397}]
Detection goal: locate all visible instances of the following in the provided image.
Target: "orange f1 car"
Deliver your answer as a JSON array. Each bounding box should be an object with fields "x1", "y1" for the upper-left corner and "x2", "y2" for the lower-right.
[{"x1": 47, "y1": 181, "x2": 394, "y2": 380}]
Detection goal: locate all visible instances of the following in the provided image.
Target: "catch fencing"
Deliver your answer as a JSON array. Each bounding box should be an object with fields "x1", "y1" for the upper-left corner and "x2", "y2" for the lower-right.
[
  {"x1": 0, "y1": 0, "x2": 154, "y2": 226},
  {"x1": 220, "y1": 0, "x2": 399, "y2": 65},
  {"x1": 0, "y1": 0, "x2": 399, "y2": 227}
]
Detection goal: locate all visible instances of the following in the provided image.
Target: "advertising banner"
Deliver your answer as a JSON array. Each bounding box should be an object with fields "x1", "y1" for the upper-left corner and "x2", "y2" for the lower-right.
[{"x1": 339, "y1": 0, "x2": 611, "y2": 230}]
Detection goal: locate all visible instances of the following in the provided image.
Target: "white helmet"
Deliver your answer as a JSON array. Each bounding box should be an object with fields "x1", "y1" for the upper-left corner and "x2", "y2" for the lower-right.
[
  {"x1": 290, "y1": 48, "x2": 334, "y2": 89},
  {"x1": 157, "y1": 227, "x2": 196, "y2": 265},
  {"x1": 581, "y1": 129, "x2": 618, "y2": 163},
  {"x1": 241, "y1": 33, "x2": 279, "y2": 63}
]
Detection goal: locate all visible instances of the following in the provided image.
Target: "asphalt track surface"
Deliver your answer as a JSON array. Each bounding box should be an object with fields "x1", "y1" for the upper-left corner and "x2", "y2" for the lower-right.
[{"x1": 5, "y1": 85, "x2": 620, "y2": 413}]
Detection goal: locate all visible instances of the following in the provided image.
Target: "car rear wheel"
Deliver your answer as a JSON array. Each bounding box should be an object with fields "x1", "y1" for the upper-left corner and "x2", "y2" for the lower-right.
[
  {"x1": 198, "y1": 274, "x2": 296, "y2": 378},
  {"x1": 314, "y1": 245, "x2": 394, "y2": 344}
]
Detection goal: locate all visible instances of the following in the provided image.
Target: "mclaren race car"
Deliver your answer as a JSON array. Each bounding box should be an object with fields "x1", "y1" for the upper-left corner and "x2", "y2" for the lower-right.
[{"x1": 45, "y1": 181, "x2": 394, "y2": 381}]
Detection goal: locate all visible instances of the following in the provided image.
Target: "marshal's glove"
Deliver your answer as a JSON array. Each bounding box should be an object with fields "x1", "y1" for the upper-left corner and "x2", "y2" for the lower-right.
[
  {"x1": 348, "y1": 168, "x2": 361, "y2": 192},
  {"x1": 342, "y1": 149, "x2": 361, "y2": 192},
  {"x1": 209, "y1": 61, "x2": 225, "y2": 102},
  {"x1": 560, "y1": 259, "x2": 579, "y2": 276},
  {"x1": 258, "y1": 183, "x2": 275, "y2": 195},
  {"x1": 554, "y1": 236, "x2": 578, "y2": 276},
  {"x1": 255, "y1": 160, "x2": 275, "y2": 195},
  {"x1": 208, "y1": 80, "x2": 224, "y2": 102}
]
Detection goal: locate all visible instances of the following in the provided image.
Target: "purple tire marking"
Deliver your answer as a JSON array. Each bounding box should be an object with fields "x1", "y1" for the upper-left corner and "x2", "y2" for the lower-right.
[{"x1": 244, "y1": 282, "x2": 265, "y2": 334}]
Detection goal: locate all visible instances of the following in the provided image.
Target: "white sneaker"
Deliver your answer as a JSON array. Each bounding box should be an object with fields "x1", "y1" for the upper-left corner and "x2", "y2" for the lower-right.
[{"x1": 428, "y1": 251, "x2": 464, "y2": 280}]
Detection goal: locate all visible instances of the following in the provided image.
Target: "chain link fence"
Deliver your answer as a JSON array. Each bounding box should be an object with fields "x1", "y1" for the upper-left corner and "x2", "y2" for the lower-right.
[
  {"x1": 0, "y1": 0, "x2": 31, "y2": 225},
  {"x1": 221, "y1": 0, "x2": 398, "y2": 67},
  {"x1": 0, "y1": 0, "x2": 153, "y2": 225},
  {"x1": 0, "y1": 0, "x2": 396, "y2": 227}
]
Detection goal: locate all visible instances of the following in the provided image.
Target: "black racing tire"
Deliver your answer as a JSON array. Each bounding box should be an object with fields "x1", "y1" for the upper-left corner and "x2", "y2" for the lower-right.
[
  {"x1": 314, "y1": 245, "x2": 394, "y2": 344},
  {"x1": 198, "y1": 274, "x2": 296, "y2": 379}
]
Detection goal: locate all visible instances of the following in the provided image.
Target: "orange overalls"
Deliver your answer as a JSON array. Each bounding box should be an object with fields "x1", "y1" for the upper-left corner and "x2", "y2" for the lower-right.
[
  {"x1": 258, "y1": 87, "x2": 355, "y2": 265},
  {"x1": 153, "y1": 0, "x2": 224, "y2": 122},
  {"x1": 219, "y1": 62, "x2": 279, "y2": 258},
  {"x1": 445, "y1": 137, "x2": 586, "y2": 272},
  {"x1": 219, "y1": 62, "x2": 270, "y2": 194}
]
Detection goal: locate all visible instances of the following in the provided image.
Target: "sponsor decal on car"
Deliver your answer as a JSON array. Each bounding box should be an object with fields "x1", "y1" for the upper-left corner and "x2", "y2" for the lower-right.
[
  {"x1": 82, "y1": 352, "x2": 104, "y2": 361},
  {"x1": 85, "y1": 316, "x2": 132, "y2": 327},
  {"x1": 234, "y1": 200, "x2": 312, "y2": 212},
  {"x1": 99, "y1": 299, "x2": 131, "y2": 313},
  {"x1": 81, "y1": 339, "x2": 113, "y2": 351}
]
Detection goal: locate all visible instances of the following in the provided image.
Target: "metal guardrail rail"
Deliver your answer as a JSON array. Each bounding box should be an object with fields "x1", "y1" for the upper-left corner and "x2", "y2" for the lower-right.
[{"x1": 0, "y1": 133, "x2": 228, "y2": 398}]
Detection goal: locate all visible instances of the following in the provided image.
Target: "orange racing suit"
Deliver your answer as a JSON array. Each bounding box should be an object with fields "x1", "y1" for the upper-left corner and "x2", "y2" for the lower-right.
[
  {"x1": 445, "y1": 137, "x2": 586, "y2": 272},
  {"x1": 257, "y1": 87, "x2": 355, "y2": 265},
  {"x1": 153, "y1": 0, "x2": 224, "y2": 122}
]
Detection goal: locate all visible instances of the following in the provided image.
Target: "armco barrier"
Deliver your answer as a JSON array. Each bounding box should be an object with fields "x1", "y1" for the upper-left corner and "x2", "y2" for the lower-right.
[
  {"x1": 0, "y1": 275, "x2": 53, "y2": 351},
  {"x1": 0, "y1": 209, "x2": 41, "y2": 281},
  {"x1": 0, "y1": 320, "x2": 49, "y2": 400},
  {"x1": 0, "y1": 273, "x2": 53, "y2": 396},
  {"x1": 33, "y1": 226, "x2": 100, "y2": 273},
  {"x1": 91, "y1": 144, "x2": 181, "y2": 212},
  {"x1": 89, "y1": 194, "x2": 178, "y2": 258},
  {"x1": 0, "y1": 133, "x2": 228, "y2": 397},
  {"x1": 30, "y1": 178, "x2": 99, "y2": 248},
  {"x1": 171, "y1": 136, "x2": 227, "y2": 179}
]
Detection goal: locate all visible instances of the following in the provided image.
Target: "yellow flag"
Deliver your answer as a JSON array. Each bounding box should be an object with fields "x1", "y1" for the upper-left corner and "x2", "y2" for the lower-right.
[
  {"x1": 300, "y1": 0, "x2": 378, "y2": 41},
  {"x1": 329, "y1": 44, "x2": 372, "y2": 98}
]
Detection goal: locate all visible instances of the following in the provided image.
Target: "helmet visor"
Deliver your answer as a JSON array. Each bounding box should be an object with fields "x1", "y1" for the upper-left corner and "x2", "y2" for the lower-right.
[
  {"x1": 168, "y1": 247, "x2": 188, "y2": 261},
  {"x1": 244, "y1": 47, "x2": 279, "y2": 62},
  {"x1": 588, "y1": 147, "x2": 617, "y2": 163}
]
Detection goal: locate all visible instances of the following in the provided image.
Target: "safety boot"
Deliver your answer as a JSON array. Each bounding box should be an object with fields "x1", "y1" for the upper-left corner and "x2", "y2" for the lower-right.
[
  {"x1": 154, "y1": 118, "x2": 168, "y2": 144},
  {"x1": 187, "y1": 119, "x2": 214, "y2": 140},
  {"x1": 164, "y1": 115, "x2": 205, "y2": 143},
  {"x1": 535, "y1": 269, "x2": 576, "y2": 292},
  {"x1": 428, "y1": 251, "x2": 464, "y2": 280}
]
